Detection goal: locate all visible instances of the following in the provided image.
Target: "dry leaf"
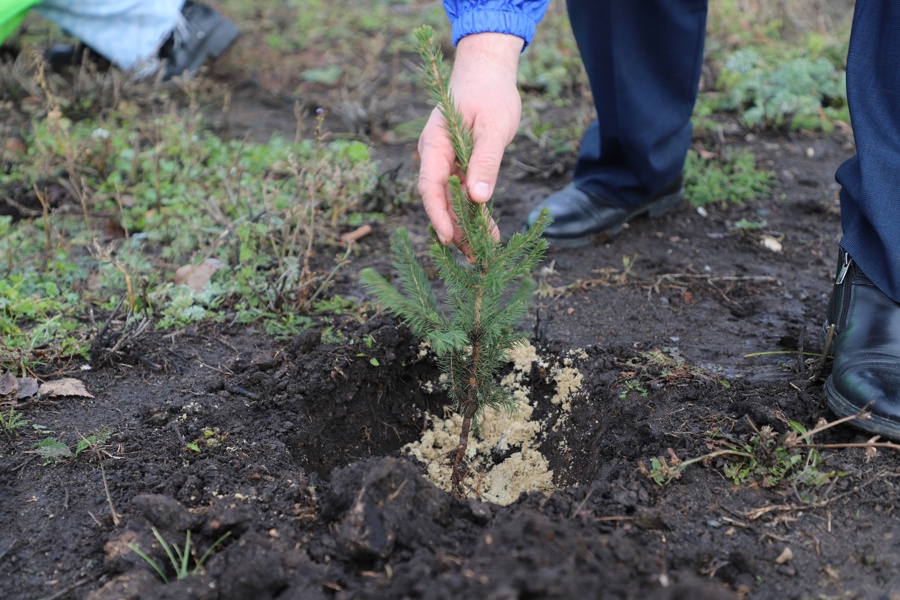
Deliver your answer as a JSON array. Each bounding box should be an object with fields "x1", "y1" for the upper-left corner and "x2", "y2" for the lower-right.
[
  {"x1": 17, "y1": 378, "x2": 38, "y2": 399},
  {"x1": 0, "y1": 372, "x2": 16, "y2": 396},
  {"x1": 103, "y1": 219, "x2": 128, "y2": 241},
  {"x1": 40, "y1": 378, "x2": 94, "y2": 399},
  {"x1": 174, "y1": 258, "x2": 223, "y2": 293},
  {"x1": 4, "y1": 137, "x2": 28, "y2": 155},
  {"x1": 104, "y1": 530, "x2": 140, "y2": 560}
]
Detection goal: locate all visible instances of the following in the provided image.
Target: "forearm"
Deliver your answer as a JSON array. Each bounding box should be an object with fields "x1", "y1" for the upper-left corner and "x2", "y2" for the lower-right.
[{"x1": 452, "y1": 32, "x2": 523, "y2": 89}]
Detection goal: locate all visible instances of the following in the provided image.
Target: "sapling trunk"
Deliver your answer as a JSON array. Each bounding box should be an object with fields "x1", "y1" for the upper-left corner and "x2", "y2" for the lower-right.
[
  {"x1": 360, "y1": 26, "x2": 550, "y2": 497},
  {"x1": 452, "y1": 266, "x2": 485, "y2": 493}
]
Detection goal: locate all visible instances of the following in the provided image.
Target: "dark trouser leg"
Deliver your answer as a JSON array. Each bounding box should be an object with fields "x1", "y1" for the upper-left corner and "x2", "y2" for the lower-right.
[
  {"x1": 835, "y1": 0, "x2": 900, "y2": 302},
  {"x1": 566, "y1": 0, "x2": 708, "y2": 206},
  {"x1": 825, "y1": 0, "x2": 900, "y2": 438}
]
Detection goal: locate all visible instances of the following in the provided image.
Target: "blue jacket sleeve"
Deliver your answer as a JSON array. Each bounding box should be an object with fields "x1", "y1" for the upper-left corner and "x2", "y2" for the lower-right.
[{"x1": 442, "y1": 1, "x2": 551, "y2": 48}]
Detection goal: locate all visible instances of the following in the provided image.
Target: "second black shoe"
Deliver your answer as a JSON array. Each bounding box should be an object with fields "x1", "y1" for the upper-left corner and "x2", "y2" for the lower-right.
[
  {"x1": 162, "y1": 1, "x2": 240, "y2": 80},
  {"x1": 525, "y1": 176, "x2": 684, "y2": 248},
  {"x1": 824, "y1": 248, "x2": 900, "y2": 440}
]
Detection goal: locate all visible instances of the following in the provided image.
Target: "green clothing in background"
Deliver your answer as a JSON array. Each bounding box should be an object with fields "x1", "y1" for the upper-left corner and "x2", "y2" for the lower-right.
[{"x1": 0, "y1": 0, "x2": 42, "y2": 44}]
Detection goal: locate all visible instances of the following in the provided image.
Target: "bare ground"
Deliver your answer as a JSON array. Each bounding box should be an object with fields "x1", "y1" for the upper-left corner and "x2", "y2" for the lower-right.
[{"x1": 5, "y1": 28, "x2": 899, "y2": 600}]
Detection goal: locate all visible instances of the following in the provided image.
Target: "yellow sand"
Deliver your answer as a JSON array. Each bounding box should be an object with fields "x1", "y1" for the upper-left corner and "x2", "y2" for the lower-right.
[{"x1": 404, "y1": 342, "x2": 584, "y2": 506}]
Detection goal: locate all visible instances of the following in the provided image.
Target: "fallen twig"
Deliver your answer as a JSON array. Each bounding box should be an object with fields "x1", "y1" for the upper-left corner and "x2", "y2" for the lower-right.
[
  {"x1": 743, "y1": 350, "x2": 827, "y2": 358},
  {"x1": 99, "y1": 459, "x2": 122, "y2": 526},
  {"x1": 792, "y1": 405, "x2": 873, "y2": 444},
  {"x1": 223, "y1": 382, "x2": 260, "y2": 401},
  {"x1": 741, "y1": 473, "x2": 884, "y2": 520},
  {"x1": 137, "y1": 355, "x2": 162, "y2": 370},
  {"x1": 807, "y1": 324, "x2": 837, "y2": 381},
  {"x1": 340, "y1": 224, "x2": 373, "y2": 244},
  {"x1": 797, "y1": 440, "x2": 900, "y2": 451},
  {"x1": 39, "y1": 578, "x2": 90, "y2": 600},
  {"x1": 570, "y1": 490, "x2": 593, "y2": 518},
  {"x1": 646, "y1": 273, "x2": 780, "y2": 298}
]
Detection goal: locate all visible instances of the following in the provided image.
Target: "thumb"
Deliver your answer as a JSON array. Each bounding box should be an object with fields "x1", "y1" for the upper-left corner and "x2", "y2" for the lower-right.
[{"x1": 464, "y1": 137, "x2": 505, "y2": 204}]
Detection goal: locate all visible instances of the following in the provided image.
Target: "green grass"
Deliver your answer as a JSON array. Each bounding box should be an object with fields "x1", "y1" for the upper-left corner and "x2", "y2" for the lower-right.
[
  {"x1": 128, "y1": 527, "x2": 231, "y2": 583},
  {"x1": 0, "y1": 0, "x2": 851, "y2": 374},
  {"x1": 0, "y1": 99, "x2": 384, "y2": 369},
  {"x1": 684, "y1": 148, "x2": 773, "y2": 207}
]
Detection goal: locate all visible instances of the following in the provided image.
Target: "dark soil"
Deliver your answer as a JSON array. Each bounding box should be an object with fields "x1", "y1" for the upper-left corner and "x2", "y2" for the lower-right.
[{"x1": 4, "y1": 44, "x2": 899, "y2": 600}]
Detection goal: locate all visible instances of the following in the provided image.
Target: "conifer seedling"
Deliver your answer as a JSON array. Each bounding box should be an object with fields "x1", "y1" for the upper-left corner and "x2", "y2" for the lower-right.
[{"x1": 360, "y1": 26, "x2": 550, "y2": 497}]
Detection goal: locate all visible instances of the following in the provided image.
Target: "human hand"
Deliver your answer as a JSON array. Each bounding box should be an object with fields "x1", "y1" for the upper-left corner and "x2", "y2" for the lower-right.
[{"x1": 417, "y1": 32, "x2": 524, "y2": 246}]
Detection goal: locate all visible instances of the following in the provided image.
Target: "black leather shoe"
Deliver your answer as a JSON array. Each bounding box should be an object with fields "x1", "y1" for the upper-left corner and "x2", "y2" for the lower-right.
[
  {"x1": 162, "y1": 1, "x2": 239, "y2": 80},
  {"x1": 525, "y1": 176, "x2": 684, "y2": 247},
  {"x1": 824, "y1": 249, "x2": 900, "y2": 439}
]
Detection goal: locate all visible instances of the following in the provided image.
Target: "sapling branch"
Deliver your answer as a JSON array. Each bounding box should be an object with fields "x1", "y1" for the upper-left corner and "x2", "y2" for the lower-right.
[{"x1": 360, "y1": 26, "x2": 550, "y2": 497}]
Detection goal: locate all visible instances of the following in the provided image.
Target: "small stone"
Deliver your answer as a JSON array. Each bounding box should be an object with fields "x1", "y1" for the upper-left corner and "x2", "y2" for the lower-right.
[
  {"x1": 761, "y1": 236, "x2": 783, "y2": 253},
  {"x1": 775, "y1": 547, "x2": 793, "y2": 564},
  {"x1": 467, "y1": 500, "x2": 492, "y2": 525}
]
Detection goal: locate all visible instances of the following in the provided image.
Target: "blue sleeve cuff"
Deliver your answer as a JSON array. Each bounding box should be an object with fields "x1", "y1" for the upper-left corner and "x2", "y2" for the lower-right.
[{"x1": 450, "y1": 10, "x2": 539, "y2": 48}]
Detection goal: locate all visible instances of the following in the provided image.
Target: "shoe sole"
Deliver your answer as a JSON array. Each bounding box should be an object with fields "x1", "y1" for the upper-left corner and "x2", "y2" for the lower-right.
[
  {"x1": 824, "y1": 376, "x2": 900, "y2": 440},
  {"x1": 543, "y1": 187, "x2": 684, "y2": 249}
]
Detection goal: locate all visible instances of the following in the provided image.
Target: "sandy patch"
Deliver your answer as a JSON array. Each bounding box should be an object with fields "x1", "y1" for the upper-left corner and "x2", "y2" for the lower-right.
[{"x1": 405, "y1": 341, "x2": 584, "y2": 505}]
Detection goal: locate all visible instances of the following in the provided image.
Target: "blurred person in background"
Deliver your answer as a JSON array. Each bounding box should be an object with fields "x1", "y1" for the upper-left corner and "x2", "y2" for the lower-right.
[{"x1": 1, "y1": 0, "x2": 238, "y2": 79}]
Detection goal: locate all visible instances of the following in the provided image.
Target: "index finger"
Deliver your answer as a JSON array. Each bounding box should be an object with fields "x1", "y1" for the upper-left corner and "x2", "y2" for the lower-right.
[{"x1": 418, "y1": 110, "x2": 458, "y2": 245}]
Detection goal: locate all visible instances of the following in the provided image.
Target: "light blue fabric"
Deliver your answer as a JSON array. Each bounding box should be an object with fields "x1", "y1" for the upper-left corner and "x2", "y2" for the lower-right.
[
  {"x1": 441, "y1": 0, "x2": 551, "y2": 47},
  {"x1": 34, "y1": 0, "x2": 183, "y2": 70}
]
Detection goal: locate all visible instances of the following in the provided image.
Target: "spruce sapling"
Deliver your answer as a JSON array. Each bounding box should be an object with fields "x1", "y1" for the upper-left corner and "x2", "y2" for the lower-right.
[{"x1": 360, "y1": 25, "x2": 550, "y2": 497}]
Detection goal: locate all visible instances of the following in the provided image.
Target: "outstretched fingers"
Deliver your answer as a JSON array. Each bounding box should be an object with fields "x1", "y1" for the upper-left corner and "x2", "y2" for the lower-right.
[{"x1": 418, "y1": 108, "x2": 459, "y2": 246}]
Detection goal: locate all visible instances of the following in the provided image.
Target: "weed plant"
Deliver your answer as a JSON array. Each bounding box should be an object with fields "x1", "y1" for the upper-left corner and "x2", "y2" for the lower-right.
[
  {"x1": 0, "y1": 407, "x2": 28, "y2": 436},
  {"x1": 32, "y1": 437, "x2": 72, "y2": 464},
  {"x1": 128, "y1": 527, "x2": 231, "y2": 583},
  {"x1": 642, "y1": 420, "x2": 847, "y2": 498},
  {"x1": 684, "y1": 148, "x2": 772, "y2": 207},
  {"x1": 360, "y1": 26, "x2": 549, "y2": 497},
  {"x1": 1, "y1": 77, "x2": 384, "y2": 369},
  {"x1": 75, "y1": 428, "x2": 112, "y2": 457},
  {"x1": 716, "y1": 48, "x2": 847, "y2": 131}
]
